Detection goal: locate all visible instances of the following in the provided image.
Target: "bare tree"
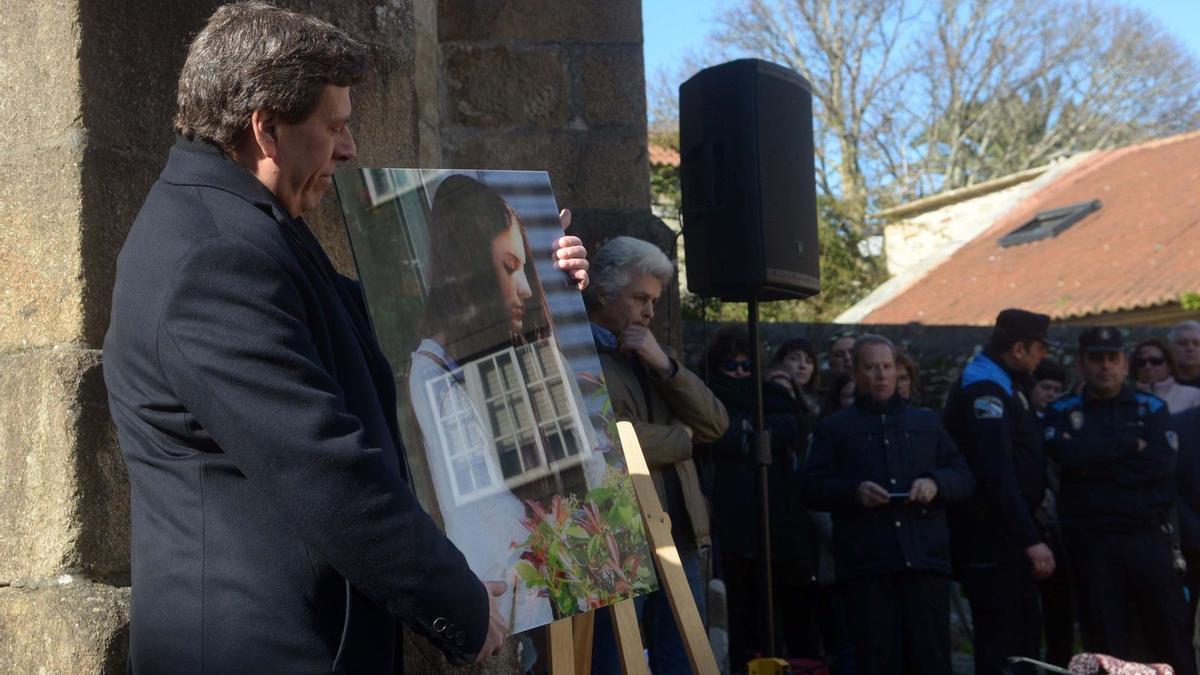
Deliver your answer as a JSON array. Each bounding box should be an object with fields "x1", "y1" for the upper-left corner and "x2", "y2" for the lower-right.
[
  {"x1": 897, "y1": 0, "x2": 1200, "y2": 197},
  {"x1": 715, "y1": 0, "x2": 914, "y2": 219},
  {"x1": 655, "y1": 0, "x2": 1200, "y2": 212}
]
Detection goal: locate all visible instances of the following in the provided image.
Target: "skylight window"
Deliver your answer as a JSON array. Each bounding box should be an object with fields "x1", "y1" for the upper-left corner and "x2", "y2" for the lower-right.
[{"x1": 999, "y1": 200, "x2": 1101, "y2": 248}]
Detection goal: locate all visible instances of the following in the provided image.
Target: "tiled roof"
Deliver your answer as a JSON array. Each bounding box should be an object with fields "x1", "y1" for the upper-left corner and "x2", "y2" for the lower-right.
[
  {"x1": 860, "y1": 131, "x2": 1200, "y2": 325},
  {"x1": 648, "y1": 143, "x2": 680, "y2": 167}
]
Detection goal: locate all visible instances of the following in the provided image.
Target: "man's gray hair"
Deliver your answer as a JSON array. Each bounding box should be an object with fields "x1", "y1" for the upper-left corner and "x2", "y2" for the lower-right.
[
  {"x1": 851, "y1": 333, "x2": 896, "y2": 366},
  {"x1": 1169, "y1": 320, "x2": 1200, "y2": 343},
  {"x1": 175, "y1": 1, "x2": 368, "y2": 153},
  {"x1": 583, "y1": 236, "x2": 675, "y2": 307}
]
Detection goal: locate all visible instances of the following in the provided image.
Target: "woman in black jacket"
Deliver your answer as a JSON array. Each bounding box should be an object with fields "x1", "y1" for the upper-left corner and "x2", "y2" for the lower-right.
[
  {"x1": 803, "y1": 335, "x2": 974, "y2": 675},
  {"x1": 704, "y1": 327, "x2": 821, "y2": 668}
]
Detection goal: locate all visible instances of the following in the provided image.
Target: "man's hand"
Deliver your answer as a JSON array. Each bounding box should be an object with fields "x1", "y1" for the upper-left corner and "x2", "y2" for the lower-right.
[
  {"x1": 1025, "y1": 542, "x2": 1056, "y2": 581},
  {"x1": 909, "y1": 477, "x2": 938, "y2": 504},
  {"x1": 857, "y1": 481, "x2": 890, "y2": 508},
  {"x1": 619, "y1": 325, "x2": 673, "y2": 377},
  {"x1": 555, "y1": 209, "x2": 588, "y2": 290},
  {"x1": 474, "y1": 580, "x2": 509, "y2": 663},
  {"x1": 1137, "y1": 438, "x2": 1148, "y2": 453}
]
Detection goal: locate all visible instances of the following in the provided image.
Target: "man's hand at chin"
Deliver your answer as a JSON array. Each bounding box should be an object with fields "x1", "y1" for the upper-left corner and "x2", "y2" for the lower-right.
[{"x1": 619, "y1": 325, "x2": 673, "y2": 377}]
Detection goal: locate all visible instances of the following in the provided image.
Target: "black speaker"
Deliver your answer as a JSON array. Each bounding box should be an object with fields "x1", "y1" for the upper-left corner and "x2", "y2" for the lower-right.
[{"x1": 679, "y1": 59, "x2": 820, "y2": 301}]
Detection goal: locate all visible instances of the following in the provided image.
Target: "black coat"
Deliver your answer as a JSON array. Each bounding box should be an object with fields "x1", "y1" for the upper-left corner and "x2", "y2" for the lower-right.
[
  {"x1": 943, "y1": 351, "x2": 1046, "y2": 565},
  {"x1": 705, "y1": 375, "x2": 818, "y2": 567},
  {"x1": 802, "y1": 395, "x2": 974, "y2": 581},
  {"x1": 103, "y1": 138, "x2": 486, "y2": 673},
  {"x1": 1044, "y1": 386, "x2": 1176, "y2": 533}
]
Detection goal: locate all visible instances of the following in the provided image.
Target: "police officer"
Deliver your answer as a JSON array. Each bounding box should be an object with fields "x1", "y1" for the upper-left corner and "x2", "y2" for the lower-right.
[
  {"x1": 944, "y1": 309, "x2": 1054, "y2": 675},
  {"x1": 1045, "y1": 327, "x2": 1195, "y2": 675}
]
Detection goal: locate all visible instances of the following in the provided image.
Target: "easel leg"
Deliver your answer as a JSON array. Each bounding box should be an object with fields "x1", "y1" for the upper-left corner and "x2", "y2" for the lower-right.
[
  {"x1": 616, "y1": 421, "x2": 720, "y2": 675},
  {"x1": 549, "y1": 618, "x2": 575, "y2": 674},
  {"x1": 572, "y1": 612, "x2": 595, "y2": 675},
  {"x1": 610, "y1": 599, "x2": 647, "y2": 675},
  {"x1": 653, "y1": 542, "x2": 717, "y2": 675}
]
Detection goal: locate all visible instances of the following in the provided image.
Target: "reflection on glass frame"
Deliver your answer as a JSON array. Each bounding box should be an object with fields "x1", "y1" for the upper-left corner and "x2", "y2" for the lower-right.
[
  {"x1": 334, "y1": 168, "x2": 658, "y2": 633},
  {"x1": 362, "y1": 167, "x2": 402, "y2": 207}
]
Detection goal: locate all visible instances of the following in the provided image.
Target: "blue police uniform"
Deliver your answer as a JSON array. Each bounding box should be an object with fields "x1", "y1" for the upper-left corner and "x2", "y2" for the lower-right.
[
  {"x1": 943, "y1": 350, "x2": 1045, "y2": 675},
  {"x1": 1045, "y1": 386, "x2": 1195, "y2": 675}
]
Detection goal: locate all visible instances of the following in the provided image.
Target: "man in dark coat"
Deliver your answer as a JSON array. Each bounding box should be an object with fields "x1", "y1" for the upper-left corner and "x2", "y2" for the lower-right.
[
  {"x1": 943, "y1": 308, "x2": 1055, "y2": 675},
  {"x1": 1045, "y1": 328, "x2": 1195, "y2": 675},
  {"x1": 102, "y1": 4, "x2": 589, "y2": 673},
  {"x1": 804, "y1": 335, "x2": 974, "y2": 675}
]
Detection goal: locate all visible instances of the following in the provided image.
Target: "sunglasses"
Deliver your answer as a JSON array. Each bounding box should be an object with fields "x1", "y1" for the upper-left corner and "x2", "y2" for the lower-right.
[
  {"x1": 1133, "y1": 356, "x2": 1166, "y2": 368},
  {"x1": 723, "y1": 359, "x2": 753, "y2": 372}
]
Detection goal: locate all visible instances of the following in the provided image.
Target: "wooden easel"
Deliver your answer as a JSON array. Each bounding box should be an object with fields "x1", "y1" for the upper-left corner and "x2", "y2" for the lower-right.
[{"x1": 545, "y1": 421, "x2": 719, "y2": 675}]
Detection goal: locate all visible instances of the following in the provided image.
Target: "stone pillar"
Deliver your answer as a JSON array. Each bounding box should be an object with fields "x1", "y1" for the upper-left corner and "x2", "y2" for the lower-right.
[
  {"x1": 436, "y1": 0, "x2": 679, "y2": 350},
  {"x1": 0, "y1": 1, "x2": 428, "y2": 670}
]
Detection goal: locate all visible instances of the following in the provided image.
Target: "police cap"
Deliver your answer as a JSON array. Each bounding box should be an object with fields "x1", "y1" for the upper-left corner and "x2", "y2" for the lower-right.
[
  {"x1": 991, "y1": 308, "x2": 1056, "y2": 350},
  {"x1": 1078, "y1": 326, "x2": 1125, "y2": 353}
]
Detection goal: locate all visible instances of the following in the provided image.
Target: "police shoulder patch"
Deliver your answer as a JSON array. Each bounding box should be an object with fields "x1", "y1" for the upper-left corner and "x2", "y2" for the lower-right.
[
  {"x1": 974, "y1": 395, "x2": 1005, "y2": 419},
  {"x1": 1167, "y1": 430, "x2": 1180, "y2": 451},
  {"x1": 1044, "y1": 425, "x2": 1056, "y2": 441}
]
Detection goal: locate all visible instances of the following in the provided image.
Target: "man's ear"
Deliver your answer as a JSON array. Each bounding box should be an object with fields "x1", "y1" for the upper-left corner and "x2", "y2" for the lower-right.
[{"x1": 250, "y1": 108, "x2": 280, "y2": 159}]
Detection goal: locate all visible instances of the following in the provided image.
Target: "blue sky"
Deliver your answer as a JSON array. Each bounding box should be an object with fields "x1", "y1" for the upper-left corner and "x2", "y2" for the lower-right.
[{"x1": 643, "y1": 0, "x2": 1200, "y2": 90}]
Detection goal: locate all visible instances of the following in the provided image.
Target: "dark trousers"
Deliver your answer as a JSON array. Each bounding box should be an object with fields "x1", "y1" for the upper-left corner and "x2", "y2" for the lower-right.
[
  {"x1": 722, "y1": 554, "x2": 772, "y2": 668},
  {"x1": 721, "y1": 554, "x2": 820, "y2": 669},
  {"x1": 1040, "y1": 533, "x2": 1076, "y2": 667},
  {"x1": 962, "y1": 552, "x2": 1042, "y2": 675},
  {"x1": 840, "y1": 571, "x2": 952, "y2": 675},
  {"x1": 1064, "y1": 527, "x2": 1196, "y2": 675}
]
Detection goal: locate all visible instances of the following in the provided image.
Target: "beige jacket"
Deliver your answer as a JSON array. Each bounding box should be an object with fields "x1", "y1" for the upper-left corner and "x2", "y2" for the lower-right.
[{"x1": 598, "y1": 348, "x2": 729, "y2": 548}]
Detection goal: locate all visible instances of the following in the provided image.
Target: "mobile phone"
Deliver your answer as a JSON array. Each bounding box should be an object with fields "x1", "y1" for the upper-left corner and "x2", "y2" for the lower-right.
[{"x1": 887, "y1": 492, "x2": 910, "y2": 502}]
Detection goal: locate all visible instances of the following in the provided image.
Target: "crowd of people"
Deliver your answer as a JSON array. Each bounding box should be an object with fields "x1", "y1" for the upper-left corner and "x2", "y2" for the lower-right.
[{"x1": 681, "y1": 314, "x2": 1200, "y2": 675}]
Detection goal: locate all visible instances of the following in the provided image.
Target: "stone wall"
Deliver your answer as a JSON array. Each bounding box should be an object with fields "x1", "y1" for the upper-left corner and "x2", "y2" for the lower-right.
[{"x1": 2, "y1": 0, "x2": 653, "y2": 672}]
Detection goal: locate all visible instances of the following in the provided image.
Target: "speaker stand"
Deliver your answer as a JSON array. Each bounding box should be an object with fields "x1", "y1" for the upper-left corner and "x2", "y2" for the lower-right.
[{"x1": 747, "y1": 298, "x2": 777, "y2": 658}]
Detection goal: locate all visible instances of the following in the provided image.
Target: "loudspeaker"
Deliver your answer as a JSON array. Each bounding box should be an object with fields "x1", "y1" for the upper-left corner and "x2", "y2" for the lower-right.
[{"x1": 679, "y1": 59, "x2": 820, "y2": 301}]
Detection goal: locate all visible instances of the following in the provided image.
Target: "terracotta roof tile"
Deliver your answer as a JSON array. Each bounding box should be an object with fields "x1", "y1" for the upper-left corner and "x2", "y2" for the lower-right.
[
  {"x1": 862, "y1": 131, "x2": 1200, "y2": 325},
  {"x1": 648, "y1": 143, "x2": 680, "y2": 167}
]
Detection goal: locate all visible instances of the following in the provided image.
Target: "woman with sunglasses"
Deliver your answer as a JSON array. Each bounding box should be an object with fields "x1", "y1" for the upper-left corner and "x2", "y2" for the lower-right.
[
  {"x1": 1132, "y1": 337, "x2": 1200, "y2": 413},
  {"x1": 701, "y1": 326, "x2": 821, "y2": 668}
]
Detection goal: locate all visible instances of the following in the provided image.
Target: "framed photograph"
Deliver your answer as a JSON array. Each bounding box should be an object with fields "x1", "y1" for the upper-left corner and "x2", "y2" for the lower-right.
[{"x1": 334, "y1": 169, "x2": 658, "y2": 633}]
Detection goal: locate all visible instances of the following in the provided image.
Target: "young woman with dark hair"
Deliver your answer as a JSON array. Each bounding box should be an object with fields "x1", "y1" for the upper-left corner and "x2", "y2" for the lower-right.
[
  {"x1": 895, "y1": 351, "x2": 921, "y2": 403},
  {"x1": 420, "y1": 174, "x2": 553, "y2": 363},
  {"x1": 407, "y1": 175, "x2": 597, "y2": 634}
]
